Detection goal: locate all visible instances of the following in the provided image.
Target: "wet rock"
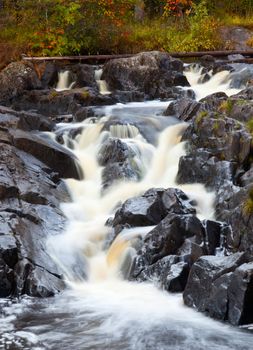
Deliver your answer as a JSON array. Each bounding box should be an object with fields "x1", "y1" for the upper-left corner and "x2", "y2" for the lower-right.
[
  {"x1": 0, "y1": 235, "x2": 18, "y2": 269},
  {"x1": 40, "y1": 62, "x2": 59, "y2": 89},
  {"x1": 15, "y1": 259, "x2": 65, "y2": 298},
  {"x1": 66, "y1": 64, "x2": 98, "y2": 90},
  {"x1": 163, "y1": 92, "x2": 228, "y2": 122},
  {"x1": 10, "y1": 88, "x2": 116, "y2": 117},
  {"x1": 134, "y1": 255, "x2": 190, "y2": 293},
  {"x1": 183, "y1": 253, "x2": 246, "y2": 322},
  {"x1": 98, "y1": 138, "x2": 131, "y2": 166},
  {"x1": 233, "y1": 86, "x2": 253, "y2": 100},
  {"x1": 200, "y1": 92, "x2": 228, "y2": 111},
  {"x1": 0, "y1": 61, "x2": 41, "y2": 104},
  {"x1": 215, "y1": 185, "x2": 253, "y2": 260},
  {"x1": 0, "y1": 105, "x2": 54, "y2": 131},
  {"x1": 229, "y1": 67, "x2": 253, "y2": 89},
  {"x1": 10, "y1": 129, "x2": 82, "y2": 179},
  {"x1": 177, "y1": 150, "x2": 236, "y2": 190},
  {"x1": 102, "y1": 51, "x2": 189, "y2": 100},
  {"x1": 73, "y1": 106, "x2": 96, "y2": 122},
  {"x1": 0, "y1": 130, "x2": 69, "y2": 297},
  {"x1": 223, "y1": 97, "x2": 253, "y2": 123},
  {"x1": 102, "y1": 160, "x2": 139, "y2": 190},
  {"x1": 163, "y1": 98, "x2": 202, "y2": 121},
  {"x1": 228, "y1": 262, "x2": 253, "y2": 325},
  {"x1": 112, "y1": 188, "x2": 196, "y2": 228},
  {"x1": 177, "y1": 239, "x2": 205, "y2": 265},
  {"x1": 182, "y1": 114, "x2": 252, "y2": 166},
  {"x1": 131, "y1": 213, "x2": 203, "y2": 277},
  {"x1": 0, "y1": 258, "x2": 15, "y2": 297},
  {"x1": 240, "y1": 166, "x2": 253, "y2": 187}
]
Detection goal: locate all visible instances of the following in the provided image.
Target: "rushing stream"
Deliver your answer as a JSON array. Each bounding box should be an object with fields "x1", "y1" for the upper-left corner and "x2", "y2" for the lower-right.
[{"x1": 1, "y1": 64, "x2": 253, "y2": 350}]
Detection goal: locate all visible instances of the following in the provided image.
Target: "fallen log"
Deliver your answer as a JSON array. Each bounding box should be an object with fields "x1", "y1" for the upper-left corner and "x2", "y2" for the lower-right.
[
  {"x1": 21, "y1": 50, "x2": 253, "y2": 63},
  {"x1": 171, "y1": 49, "x2": 253, "y2": 58}
]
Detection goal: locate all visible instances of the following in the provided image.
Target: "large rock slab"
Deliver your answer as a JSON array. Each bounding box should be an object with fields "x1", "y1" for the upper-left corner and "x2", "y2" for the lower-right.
[
  {"x1": 9, "y1": 129, "x2": 82, "y2": 179},
  {"x1": 10, "y1": 88, "x2": 115, "y2": 117},
  {"x1": 0, "y1": 61, "x2": 41, "y2": 104},
  {"x1": 0, "y1": 125, "x2": 73, "y2": 297},
  {"x1": 112, "y1": 188, "x2": 196, "y2": 229},
  {"x1": 183, "y1": 254, "x2": 253, "y2": 325},
  {"x1": 102, "y1": 51, "x2": 190, "y2": 99}
]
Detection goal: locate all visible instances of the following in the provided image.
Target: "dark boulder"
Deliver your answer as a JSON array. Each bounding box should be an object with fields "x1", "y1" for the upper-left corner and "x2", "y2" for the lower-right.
[
  {"x1": 0, "y1": 131, "x2": 70, "y2": 297},
  {"x1": 98, "y1": 138, "x2": 131, "y2": 166},
  {"x1": 112, "y1": 188, "x2": 196, "y2": 228},
  {"x1": 9, "y1": 129, "x2": 82, "y2": 179},
  {"x1": 0, "y1": 61, "x2": 41, "y2": 104},
  {"x1": 15, "y1": 259, "x2": 65, "y2": 298},
  {"x1": 40, "y1": 62, "x2": 59, "y2": 89},
  {"x1": 134, "y1": 254, "x2": 190, "y2": 293},
  {"x1": 232, "y1": 86, "x2": 253, "y2": 100},
  {"x1": 222, "y1": 97, "x2": 253, "y2": 123},
  {"x1": 0, "y1": 105, "x2": 54, "y2": 131},
  {"x1": 102, "y1": 51, "x2": 189, "y2": 100},
  {"x1": 66, "y1": 64, "x2": 98, "y2": 90},
  {"x1": 131, "y1": 213, "x2": 203, "y2": 277},
  {"x1": 10, "y1": 88, "x2": 116, "y2": 117},
  {"x1": 182, "y1": 113, "x2": 252, "y2": 166},
  {"x1": 183, "y1": 253, "x2": 253, "y2": 325},
  {"x1": 102, "y1": 160, "x2": 139, "y2": 191},
  {"x1": 73, "y1": 106, "x2": 96, "y2": 122},
  {"x1": 177, "y1": 149, "x2": 236, "y2": 191},
  {"x1": 163, "y1": 98, "x2": 202, "y2": 121},
  {"x1": 228, "y1": 262, "x2": 253, "y2": 325}
]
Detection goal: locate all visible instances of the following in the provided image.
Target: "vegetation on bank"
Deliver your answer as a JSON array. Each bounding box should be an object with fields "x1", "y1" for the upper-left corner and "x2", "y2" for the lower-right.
[{"x1": 0, "y1": 0, "x2": 253, "y2": 68}]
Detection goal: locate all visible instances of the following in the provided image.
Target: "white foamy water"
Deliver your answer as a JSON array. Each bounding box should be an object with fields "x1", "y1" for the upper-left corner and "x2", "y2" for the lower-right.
[
  {"x1": 47, "y1": 116, "x2": 215, "y2": 284},
  {"x1": 56, "y1": 70, "x2": 75, "y2": 91},
  {"x1": 185, "y1": 64, "x2": 241, "y2": 100},
  {"x1": 95, "y1": 68, "x2": 111, "y2": 95}
]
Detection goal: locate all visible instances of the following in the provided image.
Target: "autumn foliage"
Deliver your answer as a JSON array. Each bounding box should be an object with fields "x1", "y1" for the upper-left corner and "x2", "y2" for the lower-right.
[{"x1": 0, "y1": 0, "x2": 252, "y2": 63}]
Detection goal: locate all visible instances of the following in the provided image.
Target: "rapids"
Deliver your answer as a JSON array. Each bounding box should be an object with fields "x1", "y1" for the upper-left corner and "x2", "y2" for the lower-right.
[{"x1": 0, "y1": 64, "x2": 252, "y2": 350}]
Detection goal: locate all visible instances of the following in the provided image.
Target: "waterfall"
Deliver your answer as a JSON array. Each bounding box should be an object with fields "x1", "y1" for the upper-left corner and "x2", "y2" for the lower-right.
[
  {"x1": 2, "y1": 65, "x2": 253, "y2": 350},
  {"x1": 56, "y1": 70, "x2": 75, "y2": 91},
  {"x1": 184, "y1": 64, "x2": 241, "y2": 100},
  {"x1": 95, "y1": 68, "x2": 111, "y2": 95},
  {"x1": 47, "y1": 113, "x2": 214, "y2": 283}
]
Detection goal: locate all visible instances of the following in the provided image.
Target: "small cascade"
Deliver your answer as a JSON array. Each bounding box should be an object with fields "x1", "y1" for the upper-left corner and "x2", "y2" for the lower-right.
[
  {"x1": 56, "y1": 70, "x2": 75, "y2": 91},
  {"x1": 184, "y1": 64, "x2": 241, "y2": 100},
  {"x1": 95, "y1": 68, "x2": 111, "y2": 95},
  {"x1": 109, "y1": 124, "x2": 141, "y2": 139}
]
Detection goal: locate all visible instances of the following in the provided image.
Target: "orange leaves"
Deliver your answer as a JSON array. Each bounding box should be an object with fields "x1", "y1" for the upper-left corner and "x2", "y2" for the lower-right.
[{"x1": 163, "y1": 0, "x2": 193, "y2": 17}]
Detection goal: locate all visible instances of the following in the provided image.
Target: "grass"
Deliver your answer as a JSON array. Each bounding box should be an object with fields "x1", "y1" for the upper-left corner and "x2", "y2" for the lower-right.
[
  {"x1": 221, "y1": 14, "x2": 253, "y2": 30},
  {"x1": 246, "y1": 118, "x2": 253, "y2": 135},
  {"x1": 195, "y1": 110, "x2": 208, "y2": 125},
  {"x1": 243, "y1": 187, "x2": 253, "y2": 216},
  {"x1": 219, "y1": 99, "x2": 234, "y2": 115}
]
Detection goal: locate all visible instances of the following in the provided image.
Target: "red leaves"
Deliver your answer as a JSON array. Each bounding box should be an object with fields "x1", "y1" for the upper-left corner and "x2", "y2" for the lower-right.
[{"x1": 163, "y1": 0, "x2": 193, "y2": 17}]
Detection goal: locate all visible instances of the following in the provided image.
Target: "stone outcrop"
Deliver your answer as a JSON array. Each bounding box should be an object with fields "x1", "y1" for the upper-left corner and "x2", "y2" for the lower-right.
[
  {"x1": 102, "y1": 51, "x2": 191, "y2": 100},
  {"x1": 0, "y1": 106, "x2": 82, "y2": 297}
]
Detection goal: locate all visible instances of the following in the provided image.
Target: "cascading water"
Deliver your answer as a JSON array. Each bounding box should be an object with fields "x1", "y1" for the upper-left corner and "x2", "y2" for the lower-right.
[
  {"x1": 1, "y1": 66, "x2": 253, "y2": 350},
  {"x1": 184, "y1": 64, "x2": 241, "y2": 100},
  {"x1": 95, "y1": 68, "x2": 111, "y2": 95},
  {"x1": 47, "y1": 117, "x2": 214, "y2": 284},
  {"x1": 56, "y1": 70, "x2": 76, "y2": 91}
]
